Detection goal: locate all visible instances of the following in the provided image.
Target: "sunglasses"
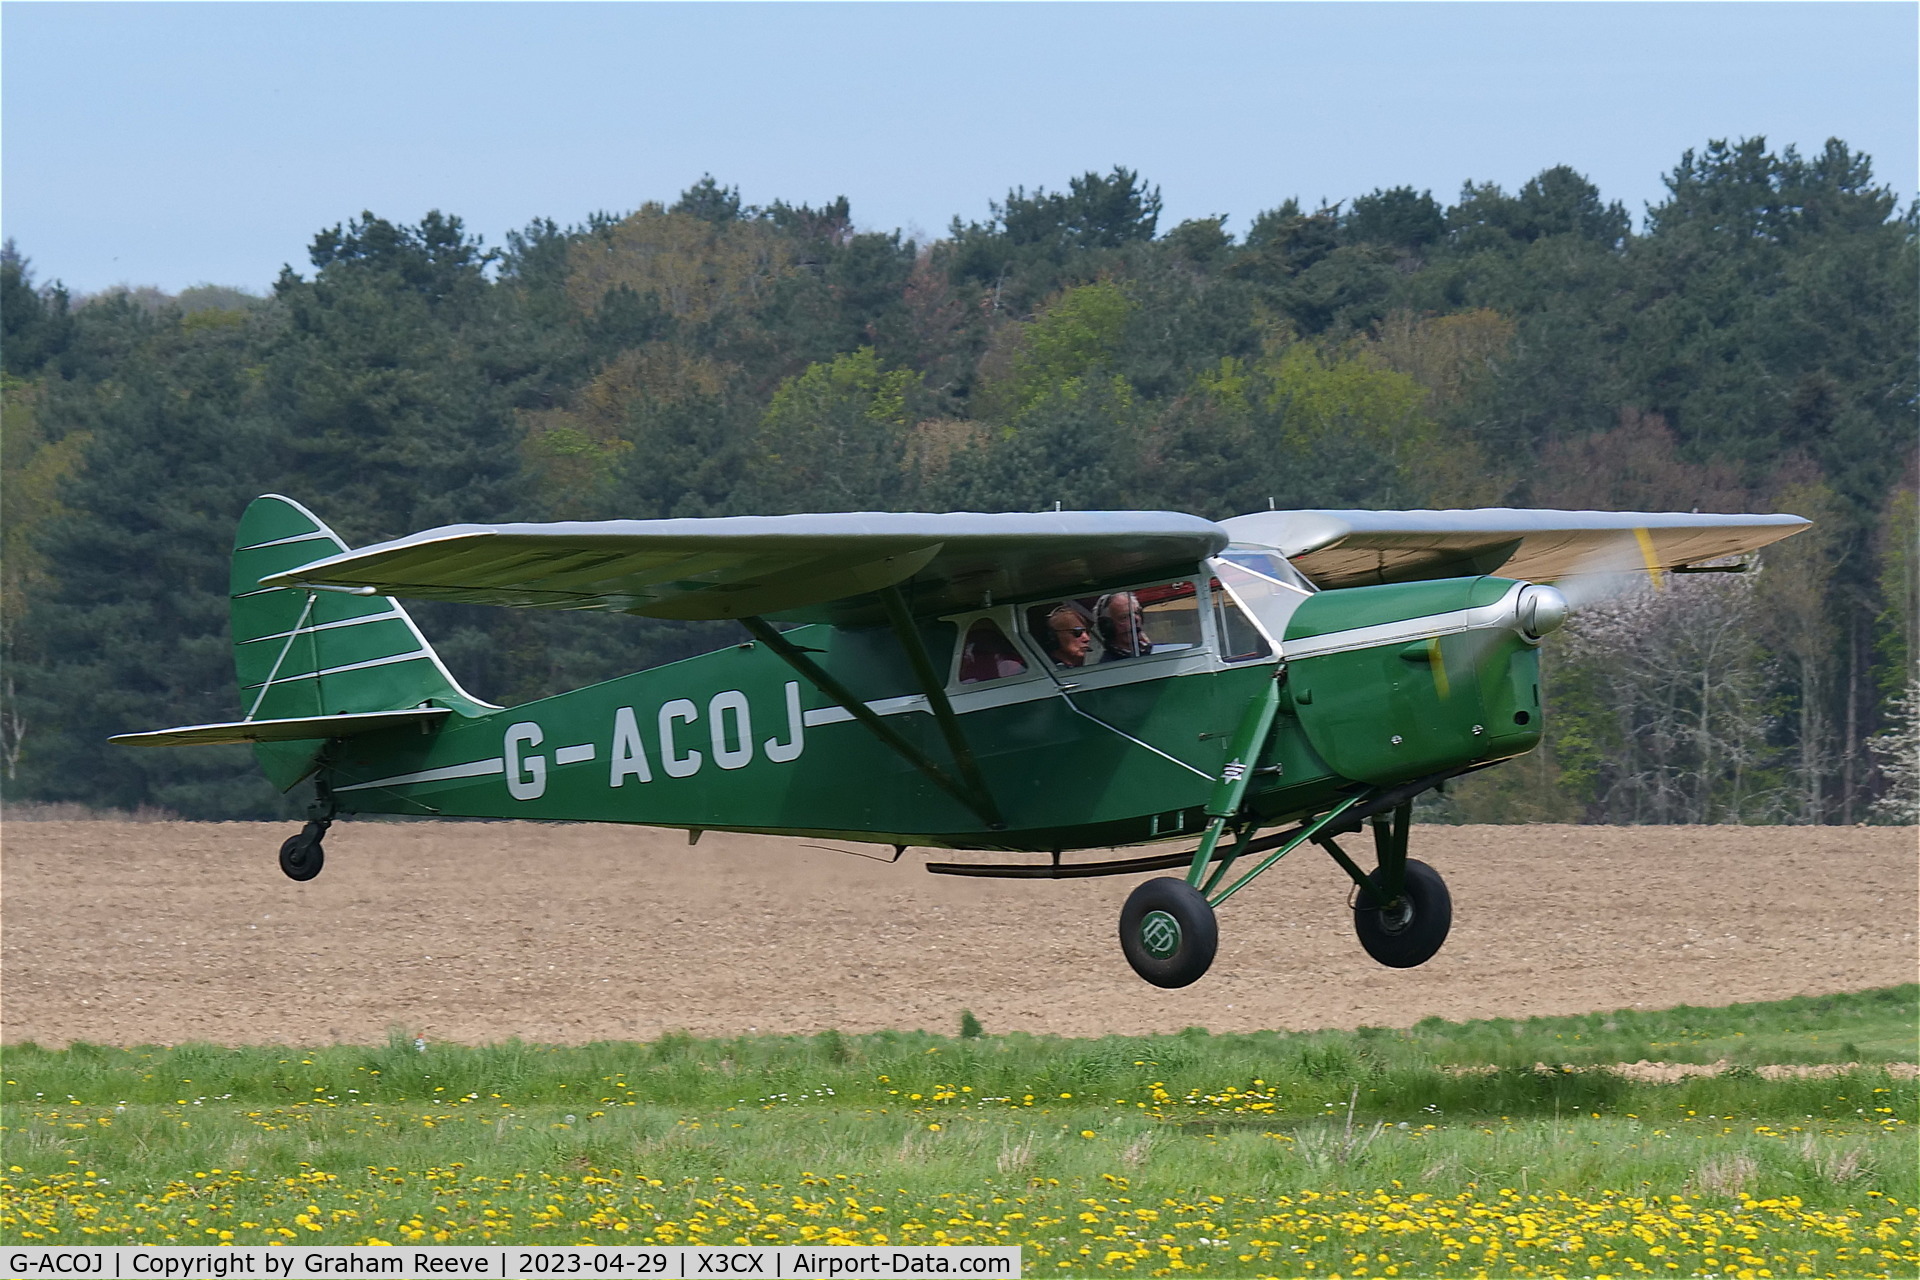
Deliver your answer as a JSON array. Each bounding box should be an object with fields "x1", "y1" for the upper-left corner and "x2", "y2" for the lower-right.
[{"x1": 1053, "y1": 626, "x2": 1089, "y2": 638}]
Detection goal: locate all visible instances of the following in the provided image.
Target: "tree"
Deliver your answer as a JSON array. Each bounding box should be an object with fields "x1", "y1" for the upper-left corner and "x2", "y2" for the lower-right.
[
  {"x1": 997, "y1": 166, "x2": 1162, "y2": 252},
  {"x1": 1345, "y1": 187, "x2": 1445, "y2": 252},
  {"x1": 672, "y1": 174, "x2": 744, "y2": 224},
  {"x1": 1146, "y1": 340, "x2": 1451, "y2": 517},
  {"x1": 1, "y1": 241, "x2": 73, "y2": 376},
  {"x1": 1873, "y1": 484, "x2": 1918, "y2": 698},
  {"x1": 1230, "y1": 202, "x2": 1401, "y2": 336},
  {"x1": 8, "y1": 318, "x2": 288, "y2": 816},
  {"x1": 1530, "y1": 409, "x2": 1748, "y2": 511},
  {"x1": 1630, "y1": 136, "x2": 1913, "y2": 499},
  {"x1": 975, "y1": 280, "x2": 1136, "y2": 421},
  {"x1": 944, "y1": 167, "x2": 1163, "y2": 316},
  {"x1": 270, "y1": 211, "x2": 529, "y2": 541},
  {"x1": 1752, "y1": 472, "x2": 1849, "y2": 823},
  {"x1": 747, "y1": 348, "x2": 919, "y2": 512},
  {"x1": 1866, "y1": 679, "x2": 1919, "y2": 823},
  {"x1": 940, "y1": 374, "x2": 1147, "y2": 513},
  {"x1": 4, "y1": 141, "x2": 1910, "y2": 825},
  {"x1": 1161, "y1": 216, "x2": 1232, "y2": 268},
  {"x1": 1446, "y1": 167, "x2": 1628, "y2": 249},
  {"x1": 0, "y1": 375, "x2": 89, "y2": 783},
  {"x1": 1553, "y1": 575, "x2": 1784, "y2": 823}
]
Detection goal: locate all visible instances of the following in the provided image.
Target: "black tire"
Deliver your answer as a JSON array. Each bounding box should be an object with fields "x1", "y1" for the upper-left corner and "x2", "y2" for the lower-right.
[
  {"x1": 278, "y1": 833, "x2": 325, "y2": 882},
  {"x1": 1119, "y1": 877, "x2": 1218, "y2": 988},
  {"x1": 1352, "y1": 858, "x2": 1450, "y2": 968}
]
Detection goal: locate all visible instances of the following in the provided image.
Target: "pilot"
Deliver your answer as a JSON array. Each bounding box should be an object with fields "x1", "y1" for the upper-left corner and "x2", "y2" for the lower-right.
[
  {"x1": 1041, "y1": 602, "x2": 1094, "y2": 668},
  {"x1": 1095, "y1": 591, "x2": 1153, "y2": 662}
]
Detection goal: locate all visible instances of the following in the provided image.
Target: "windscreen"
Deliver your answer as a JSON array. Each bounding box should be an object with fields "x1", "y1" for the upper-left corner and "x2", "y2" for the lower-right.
[{"x1": 1209, "y1": 557, "x2": 1315, "y2": 657}]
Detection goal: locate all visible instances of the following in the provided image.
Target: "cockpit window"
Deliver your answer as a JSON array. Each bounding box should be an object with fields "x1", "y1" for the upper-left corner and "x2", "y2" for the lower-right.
[
  {"x1": 1210, "y1": 556, "x2": 1313, "y2": 652},
  {"x1": 957, "y1": 616, "x2": 1029, "y2": 684},
  {"x1": 1114, "y1": 581, "x2": 1201, "y2": 660},
  {"x1": 1025, "y1": 580, "x2": 1201, "y2": 669},
  {"x1": 1218, "y1": 546, "x2": 1318, "y2": 592},
  {"x1": 1211, "y1": 580, "x2": 1275, "y2": 663}
]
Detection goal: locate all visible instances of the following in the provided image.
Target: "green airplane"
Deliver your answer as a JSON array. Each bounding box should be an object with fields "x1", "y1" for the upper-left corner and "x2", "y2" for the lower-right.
[{"x1": 115, "y1": 495, "x2": 1807, "y2": 987}]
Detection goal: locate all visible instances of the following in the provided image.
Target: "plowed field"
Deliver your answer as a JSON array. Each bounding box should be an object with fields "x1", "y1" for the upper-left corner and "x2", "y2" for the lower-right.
[{"x1": 2, "y1": 820, "x2": 1912, "y2": 1046}]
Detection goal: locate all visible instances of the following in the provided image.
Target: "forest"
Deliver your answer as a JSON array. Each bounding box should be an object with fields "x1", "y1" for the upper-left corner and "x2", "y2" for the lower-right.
[{"x1": 1, "y1": 136, "x2": 1914, "y2": 824}]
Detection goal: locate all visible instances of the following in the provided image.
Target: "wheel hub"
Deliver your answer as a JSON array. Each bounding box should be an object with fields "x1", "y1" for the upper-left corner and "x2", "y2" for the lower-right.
[
  {"x1": 1139, "y1": 909, "x2": 1182, "y2": 959},
  {"x1": 1376, "y1": 896, "x2": 1414, "y2": 934}
]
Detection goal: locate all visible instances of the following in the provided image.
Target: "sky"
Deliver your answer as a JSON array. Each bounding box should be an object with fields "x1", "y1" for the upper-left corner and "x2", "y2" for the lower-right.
[{"x1": 3, "y1": 1, "x2": 1915, "y2": 296}]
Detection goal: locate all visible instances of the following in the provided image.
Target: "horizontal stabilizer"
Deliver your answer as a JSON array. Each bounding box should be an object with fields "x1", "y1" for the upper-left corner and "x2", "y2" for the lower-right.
[{"x1": 110, "y1": 707, "x2": 450, "y2": 748}]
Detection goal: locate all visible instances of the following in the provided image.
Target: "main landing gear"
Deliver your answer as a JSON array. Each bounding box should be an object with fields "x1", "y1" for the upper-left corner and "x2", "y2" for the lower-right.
[
  {"x1": 1352, "y1": 857, "x2": 1451, "y2": 969},
  {"x1": 1117, "y1": 797, "x2": 1453, "y2": 989},
  {"x1": 278, "y1": 783, "x2": 336, "y2": 882},
  {"x1": 1119, "y1": 878, "x2": 1218, "y2": 989},
  {"x1": 278, "y1": 820, "x2": 330, "y2": 881}
]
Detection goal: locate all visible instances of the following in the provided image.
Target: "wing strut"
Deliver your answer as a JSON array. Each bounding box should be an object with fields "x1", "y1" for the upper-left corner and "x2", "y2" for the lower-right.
[
  {"x1": 738, "y1": 615, "x2": 1005, "y2": 830},
  {"x1": 876, "y1": 586, "x2": 1005, "y2": 830}
]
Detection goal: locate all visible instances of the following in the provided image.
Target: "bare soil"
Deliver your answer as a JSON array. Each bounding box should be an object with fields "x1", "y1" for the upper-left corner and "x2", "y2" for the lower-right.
[{"x1": 2, "y1": 821, "x2": 1913, "y2": 1047}]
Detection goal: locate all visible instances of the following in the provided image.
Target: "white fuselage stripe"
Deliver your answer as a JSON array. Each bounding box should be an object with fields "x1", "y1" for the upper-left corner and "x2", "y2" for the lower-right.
[
  {"x1": 802, "y1": 693, "x2": 925, "y2": 727},
  {"x1": 793, "y1": 662, "x2": 1215, "y2": 780},
  {"x1": 1280, "y1": 587, "x2": 1527, "y2": 661},
  {"x1": 335, "y1": 758, "x2": 506, "y2": 792},
  {"x1": 796, "y1": 648, "x2": 1220, "y2": 728}
]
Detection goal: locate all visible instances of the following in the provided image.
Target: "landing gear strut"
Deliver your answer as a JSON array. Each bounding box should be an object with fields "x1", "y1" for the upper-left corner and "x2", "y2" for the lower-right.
[
  {"x1": 278, "y1": 821, "x2": 329, "y2": 881},
  {"x1": 1108, "y1": 677, "x2": 1474, "y2": 986},
  {"x1": 1317, "y1": 802, "x2": 1453, "y2": 968},
  {"x1": 1111, "y1": 773, "x2": 1465, "y2": 986},
  {"x1": 1352, "y1": 858, "x2": 1451, "y2": 967},
  {"x1": 279, "y1": 782, "x2": 335, "y2": 881}
]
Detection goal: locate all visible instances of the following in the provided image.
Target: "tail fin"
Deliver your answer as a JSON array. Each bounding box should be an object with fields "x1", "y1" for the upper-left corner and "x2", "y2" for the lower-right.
[{"x1": 231, "y1": 495, "x2": 495, "y2": 787}]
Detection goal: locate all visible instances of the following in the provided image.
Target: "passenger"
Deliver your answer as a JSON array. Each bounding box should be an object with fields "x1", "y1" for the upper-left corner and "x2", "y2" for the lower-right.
[
  {"x1": 1095, "y1": 591, "x2": 1153, "y2": 662},
  {"x1": 1040, "y1": 602, "x2": 1095, "y2": 668}
]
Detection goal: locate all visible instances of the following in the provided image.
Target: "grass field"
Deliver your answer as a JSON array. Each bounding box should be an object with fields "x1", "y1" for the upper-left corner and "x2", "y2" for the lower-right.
[{"x1": 2, "y1": 987, "x2": 1914, "y2": 1277}]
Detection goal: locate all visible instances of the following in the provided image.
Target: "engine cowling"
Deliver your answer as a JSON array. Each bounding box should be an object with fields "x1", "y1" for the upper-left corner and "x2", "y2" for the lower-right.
[{"x1": 1282, "y1": 577, "x2": 1546, "y2": 785}]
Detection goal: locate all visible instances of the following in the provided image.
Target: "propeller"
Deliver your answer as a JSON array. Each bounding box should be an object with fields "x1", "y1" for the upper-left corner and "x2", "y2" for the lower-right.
[
  {"x1": 1552, "y1": 527, "x2": 1667, "y2": 612},
  {"x1": 1429, "y1": 529, "x2": 1665, "y2": 699}
]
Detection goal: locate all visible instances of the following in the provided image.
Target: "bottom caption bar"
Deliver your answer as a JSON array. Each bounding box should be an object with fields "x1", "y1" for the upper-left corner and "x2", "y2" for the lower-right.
[{"x1": 2, "y1": 1247, "x2": 1022, "y2": 1280}]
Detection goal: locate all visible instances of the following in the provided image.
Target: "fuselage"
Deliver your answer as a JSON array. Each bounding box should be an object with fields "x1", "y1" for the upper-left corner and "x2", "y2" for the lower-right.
[{"x1": 319, "y1": 565, "x2": 1546, "y2": 852}]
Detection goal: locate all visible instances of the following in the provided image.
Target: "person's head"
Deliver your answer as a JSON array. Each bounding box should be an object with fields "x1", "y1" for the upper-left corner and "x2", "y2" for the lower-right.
[
  {"x1": 1097, "y1": 591, "x2": 1146, "y2": 659},
  {"x1": 1043, "y1": 603, "x2": 1093, "y2": 667}
]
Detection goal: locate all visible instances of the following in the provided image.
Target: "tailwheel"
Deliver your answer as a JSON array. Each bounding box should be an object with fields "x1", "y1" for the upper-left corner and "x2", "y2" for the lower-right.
[
  {"x1": 1120, "y1": 877, "x2": 1218, "y2": 988},
  {"x1": 1352, "y1": 858, "x2": 1450, "y2": 968},
  {"x1": 278, "y1": 820, "x2": 329, "y2": 882}
]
